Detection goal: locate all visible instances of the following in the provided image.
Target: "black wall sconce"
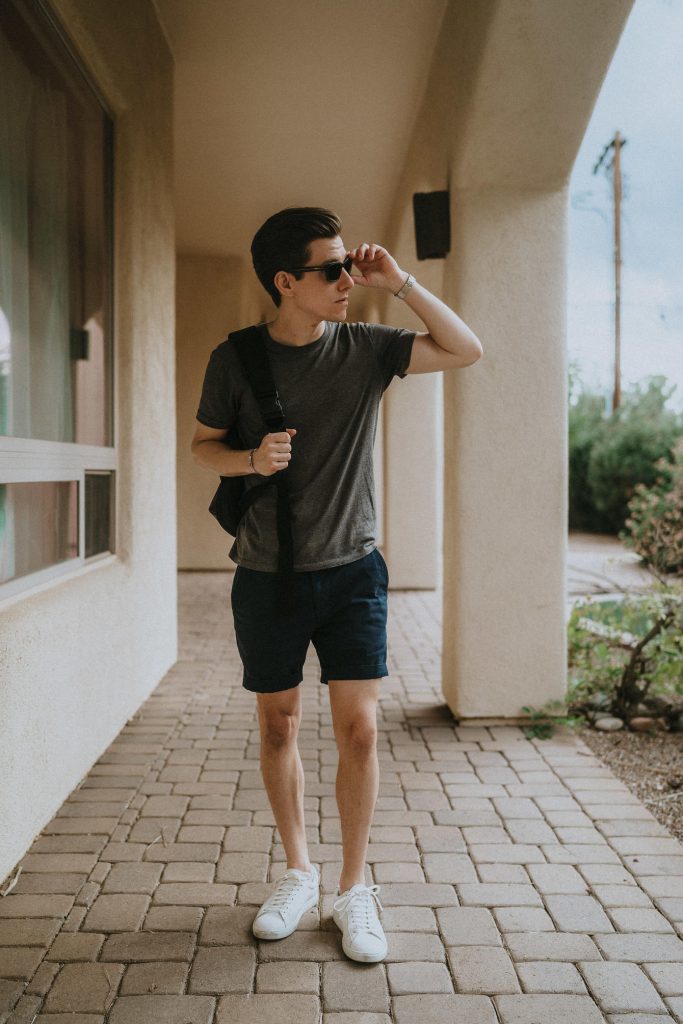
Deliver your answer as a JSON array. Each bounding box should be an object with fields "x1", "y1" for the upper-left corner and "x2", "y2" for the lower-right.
[
  {"x1": 70, "y1": 327, "x2": 90, "y2": 361},
  {"x1": 412, "y1": 191, "x2": 450, "y2": 260}
]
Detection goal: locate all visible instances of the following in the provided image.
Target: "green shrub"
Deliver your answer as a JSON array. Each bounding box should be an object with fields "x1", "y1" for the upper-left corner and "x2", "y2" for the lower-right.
[
  {"x1": 569, "y1": 390, "x2": 609, "y2": 531},
  {"x1": 620, "y1": 437, "x2": 683, "y2": 576},
  {"x1": 569, "y1": 374, "x2": 683, "y2": 533}
]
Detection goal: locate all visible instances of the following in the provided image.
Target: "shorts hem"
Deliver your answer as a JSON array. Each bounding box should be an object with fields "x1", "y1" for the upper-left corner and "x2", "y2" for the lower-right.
[
  {"x1": 320, "y1": 663, "x2": 388, "y2": 685},
  {"x1": 242, "y1": 675, "x2": 303, "y2": 694}
]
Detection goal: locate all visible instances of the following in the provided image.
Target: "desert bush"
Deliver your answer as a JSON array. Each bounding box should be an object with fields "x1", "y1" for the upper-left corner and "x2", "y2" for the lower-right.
[
  {"x1": 620, "y1": 436, "x2": 683, "y2": 576},
  {"x1": 566, "y1": 586, "x2": 683, "y2": 727},
  {"x1": 569, "y1": 391, "x2": 608, "y2": 531},
  {"x1": 569, "y1": 374, "x2": 683, "y2": 533}
]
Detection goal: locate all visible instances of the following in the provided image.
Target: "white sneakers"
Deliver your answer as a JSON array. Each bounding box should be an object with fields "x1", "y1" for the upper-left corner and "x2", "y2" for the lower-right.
[
  {"x1": 252, "y1": 864, "x2": 320, "y2": 940},
  {"x1": 252, "y1": 865, "x2": 388, "y2": 963},
  {"x1": 332, "y1": 882, "x2": 388, "y2": 963}
]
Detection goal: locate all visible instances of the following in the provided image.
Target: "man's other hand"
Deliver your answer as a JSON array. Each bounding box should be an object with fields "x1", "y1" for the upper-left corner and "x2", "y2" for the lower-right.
[{"x1": 253, "y1": 428, "x2": 296, "y2": 475}]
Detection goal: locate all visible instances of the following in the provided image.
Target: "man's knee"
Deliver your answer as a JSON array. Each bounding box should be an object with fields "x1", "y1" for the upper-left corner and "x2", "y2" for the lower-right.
[
  {"x1": 337, "y1": 715, "x2": 377, "y2": 756},
  {"x1": 257, "y1": 691, "x2": 301, "y2": 749}
]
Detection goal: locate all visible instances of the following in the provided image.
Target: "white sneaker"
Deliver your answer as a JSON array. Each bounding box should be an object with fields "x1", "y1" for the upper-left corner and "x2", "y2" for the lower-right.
[
  {"x1": 332, "y1": 882, "x2": 388, "y2": 962},
  {"x1": 252, "y1": 864, "x2": 320, "y2": 940}
]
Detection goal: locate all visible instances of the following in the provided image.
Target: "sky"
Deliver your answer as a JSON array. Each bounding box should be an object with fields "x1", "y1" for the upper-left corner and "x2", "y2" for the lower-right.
[{"x1": 568, "y1": 0, "x2": 683, "y2": 412}]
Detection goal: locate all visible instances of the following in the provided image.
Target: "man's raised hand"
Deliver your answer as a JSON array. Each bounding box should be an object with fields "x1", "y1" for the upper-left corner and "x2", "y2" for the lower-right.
[
  {"x1": 347, "y1": 243, "x2": 406, "y2": 294},
  {"x1": 252, "y1": 428, "x2": 296, "y2": 476}
]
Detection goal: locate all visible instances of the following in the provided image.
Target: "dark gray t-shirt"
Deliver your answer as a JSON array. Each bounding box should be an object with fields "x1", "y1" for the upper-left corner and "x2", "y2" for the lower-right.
[{"x1": 196, "y1": 320, "x2": 416, "y2": 571}]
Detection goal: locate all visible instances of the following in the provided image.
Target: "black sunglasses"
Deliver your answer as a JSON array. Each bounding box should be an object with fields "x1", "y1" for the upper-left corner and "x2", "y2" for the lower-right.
[{"x1": 287, "y1": 255, "x2": 354, "y2": 282}]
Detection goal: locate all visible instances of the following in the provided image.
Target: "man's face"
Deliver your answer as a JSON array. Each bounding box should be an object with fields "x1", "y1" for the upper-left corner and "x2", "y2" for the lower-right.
[{"x1": 288, "y1": 235, "x2": 354, "y2": 321}]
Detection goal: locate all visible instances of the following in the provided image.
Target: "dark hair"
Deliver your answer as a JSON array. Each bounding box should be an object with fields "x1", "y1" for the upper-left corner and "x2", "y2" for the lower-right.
[{"x1": 251, "y1": 206, "x2": 342, "y2": 306}]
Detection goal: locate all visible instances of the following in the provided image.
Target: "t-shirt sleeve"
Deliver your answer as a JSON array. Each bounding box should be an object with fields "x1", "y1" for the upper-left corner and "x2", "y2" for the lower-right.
[
  {"x1": 195, "y1": 344, "x2": 239, "y2": 429},
  {"x1": 365, "y1": 322, "x2": 416, "y2": 392}
]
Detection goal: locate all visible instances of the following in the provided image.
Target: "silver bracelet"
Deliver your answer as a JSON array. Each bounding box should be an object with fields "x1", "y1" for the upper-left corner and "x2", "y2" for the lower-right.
[
  {"x1": 248, "y1": 448, "x2": 256, "y2": 473},
  {"x1": 394, "y1": 272, "x2": 415, "y2": 300}
]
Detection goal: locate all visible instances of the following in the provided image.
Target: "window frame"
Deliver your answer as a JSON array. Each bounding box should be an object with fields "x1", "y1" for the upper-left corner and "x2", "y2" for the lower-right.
[{"x1": 0, "y1": 0, "x2": 117, "y2": 604}]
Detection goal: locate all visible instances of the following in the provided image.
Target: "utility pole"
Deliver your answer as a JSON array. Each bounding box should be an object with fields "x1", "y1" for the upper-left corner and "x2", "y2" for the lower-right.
[{"x1": 593, "y1": 131, "x2": 627, "y2": 412}]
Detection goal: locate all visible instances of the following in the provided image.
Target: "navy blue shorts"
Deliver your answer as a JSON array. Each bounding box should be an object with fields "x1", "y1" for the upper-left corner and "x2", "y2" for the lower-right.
[{"x1": 230, "y1": 548, "x2": 389, "y2": 693}]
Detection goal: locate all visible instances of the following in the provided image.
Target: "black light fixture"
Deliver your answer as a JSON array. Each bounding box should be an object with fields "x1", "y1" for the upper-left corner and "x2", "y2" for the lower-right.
[
  {"x1": 70, "y1": 327, "x2": 90, "y2": 361},
  {"x1": 412, "y1": 191, "x2": 450, "y2": 260}
]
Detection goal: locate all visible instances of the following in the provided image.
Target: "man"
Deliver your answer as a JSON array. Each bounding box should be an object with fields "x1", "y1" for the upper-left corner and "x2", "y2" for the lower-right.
[{"x1": 191, "y1": 207, "x2": 482, "y2": 963}]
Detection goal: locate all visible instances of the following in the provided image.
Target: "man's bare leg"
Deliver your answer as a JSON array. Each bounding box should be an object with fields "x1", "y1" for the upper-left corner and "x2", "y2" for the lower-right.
[
  {"x1": 256, "y1": 687, "x2": 311, "y2": 873},
  {"x1": 328, "y1": 679, "x2": 381, "y2": 893}
]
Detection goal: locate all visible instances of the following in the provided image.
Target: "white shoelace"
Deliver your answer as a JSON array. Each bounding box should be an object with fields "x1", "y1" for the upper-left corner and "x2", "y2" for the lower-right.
[
  {"x1": 333, "y1": 883, "x2": 384, "y2": 936},
  {"x1": 260, "y1": 870, "x2": 315, "y2": 921}
]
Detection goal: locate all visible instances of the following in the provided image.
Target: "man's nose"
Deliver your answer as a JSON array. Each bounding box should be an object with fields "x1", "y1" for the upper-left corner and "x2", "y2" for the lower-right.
[{"x1": 339, "y1": 268, "x2": 354, "y2": 288}]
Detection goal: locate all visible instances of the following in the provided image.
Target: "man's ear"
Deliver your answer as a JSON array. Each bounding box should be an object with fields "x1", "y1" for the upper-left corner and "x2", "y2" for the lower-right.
[{"x1": 273, "y1": 270, "x2": 293, "y2": 302}]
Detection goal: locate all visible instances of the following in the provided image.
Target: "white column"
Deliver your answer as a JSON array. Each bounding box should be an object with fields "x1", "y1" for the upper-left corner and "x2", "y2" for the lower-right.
[{"x1": 442, "y1": 186, "x2": 568, "y2": 718}]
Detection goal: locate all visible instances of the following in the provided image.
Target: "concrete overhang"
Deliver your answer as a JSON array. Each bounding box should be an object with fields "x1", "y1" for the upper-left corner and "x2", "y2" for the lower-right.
[{"x1": 152, "y1": 0, "x2": 448, "y2": 259}]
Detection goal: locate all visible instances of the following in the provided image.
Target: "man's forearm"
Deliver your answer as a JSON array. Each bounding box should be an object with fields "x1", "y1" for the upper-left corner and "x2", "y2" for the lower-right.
[
  {"x1": 192, "y1": 440, "x2": 253, "y2": 477},
  {"x1": 400, "y1": 279, "x2": 482, "y2": 361},
  {"x1": 348, "y1": 242, "x2": 482, "y2": 362}
]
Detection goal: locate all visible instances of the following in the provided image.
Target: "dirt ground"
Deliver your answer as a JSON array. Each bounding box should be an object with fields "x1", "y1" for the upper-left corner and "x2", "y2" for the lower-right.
[{"x1": 577, "y1": 722, "x2": 683, "y2": 843}]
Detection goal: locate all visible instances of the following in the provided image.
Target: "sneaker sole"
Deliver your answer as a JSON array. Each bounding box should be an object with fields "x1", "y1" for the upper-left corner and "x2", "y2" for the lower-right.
[
  {"x1": 252, "y1": 888, "x2": 319, "y2": 940},
  {"x1": 340, "y1": 938, "x2": 388, "y2": 963}
]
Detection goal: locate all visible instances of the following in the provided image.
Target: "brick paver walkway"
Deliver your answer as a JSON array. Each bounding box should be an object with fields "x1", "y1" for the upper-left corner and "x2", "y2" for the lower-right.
[{"x1": 2, "y1": 570, "x2": 683, "y2": 1023}]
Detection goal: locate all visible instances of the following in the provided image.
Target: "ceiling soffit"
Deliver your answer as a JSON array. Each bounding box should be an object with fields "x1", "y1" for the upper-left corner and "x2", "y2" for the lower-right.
[{"x1": 153, "y1": 0, "x2": 448, "y2": 258}]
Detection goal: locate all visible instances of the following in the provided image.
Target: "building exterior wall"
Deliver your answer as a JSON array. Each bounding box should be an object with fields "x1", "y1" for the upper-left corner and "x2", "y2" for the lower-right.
[
  {"x1": 0, "y1": 0, "x2": 639, "y2": 888},
  {"x1": 0, "y1": 0, "x2": 176, "y2": 881}
]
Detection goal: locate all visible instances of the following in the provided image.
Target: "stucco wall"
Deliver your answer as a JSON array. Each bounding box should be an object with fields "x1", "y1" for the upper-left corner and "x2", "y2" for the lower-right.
[
  {"x1": 440, "y1": 184, "x2": 569, "y2": 718},
  {"x1": 0, "y1": 0, "x2": 176, "y2": 881}
]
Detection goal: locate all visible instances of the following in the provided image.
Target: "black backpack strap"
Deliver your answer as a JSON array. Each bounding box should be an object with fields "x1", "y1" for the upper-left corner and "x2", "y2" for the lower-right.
[
  {"x1": 232, "y1": 326, "x2": 286, "y2": 434},
  {"x1": 229, "y1": 326, "x2": 295, "y2": 607}
]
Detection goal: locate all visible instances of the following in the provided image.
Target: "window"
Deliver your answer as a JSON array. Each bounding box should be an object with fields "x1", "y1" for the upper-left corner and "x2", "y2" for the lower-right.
[
  {"x1": 0, "y1": 481, "x2": 78, "y2": 584},
  {"x1": 0, "y1": 0, "x2": 115, "y2": 599}
]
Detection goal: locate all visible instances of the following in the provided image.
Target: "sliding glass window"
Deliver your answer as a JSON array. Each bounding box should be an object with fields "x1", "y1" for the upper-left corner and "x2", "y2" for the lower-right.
[{"x1": 0, "y1": 0, "x2": 115, "y2": 598}]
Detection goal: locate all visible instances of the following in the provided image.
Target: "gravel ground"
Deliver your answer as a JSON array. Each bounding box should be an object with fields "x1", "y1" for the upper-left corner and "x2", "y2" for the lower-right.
[{"x1": 577, "y1": 723, "x2": 683, "y2": 843}]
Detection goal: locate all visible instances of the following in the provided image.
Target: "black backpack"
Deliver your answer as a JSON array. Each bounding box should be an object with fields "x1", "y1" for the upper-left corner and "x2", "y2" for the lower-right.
[{"x1": 207, "y1": 325, "x2": 295, "y2": 604}]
